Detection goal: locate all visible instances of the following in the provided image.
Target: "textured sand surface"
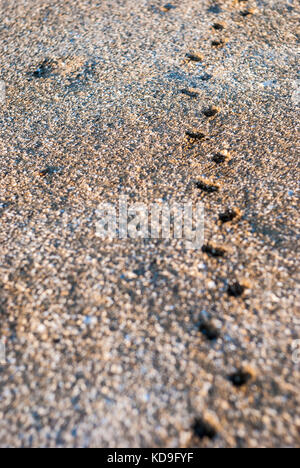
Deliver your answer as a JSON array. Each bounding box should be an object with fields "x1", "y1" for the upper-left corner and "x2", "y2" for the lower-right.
[{"x1": 0, "y1": 0, "x2": 299, "y2": 447}]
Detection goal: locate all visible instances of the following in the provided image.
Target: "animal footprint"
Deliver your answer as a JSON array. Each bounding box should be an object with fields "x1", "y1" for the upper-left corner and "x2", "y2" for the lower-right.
[{"x1": 196, "y1": 179, "x2": 220, "y2": 193}]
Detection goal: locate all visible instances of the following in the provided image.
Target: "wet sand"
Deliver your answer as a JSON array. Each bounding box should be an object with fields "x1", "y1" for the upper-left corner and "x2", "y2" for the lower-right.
[{"x1": 0, "y1": 0, "x2": 299, "y2": 447}]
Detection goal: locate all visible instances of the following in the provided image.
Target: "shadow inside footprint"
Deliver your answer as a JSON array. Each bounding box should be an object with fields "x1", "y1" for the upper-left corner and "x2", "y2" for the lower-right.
[
  {"x1": 229, "y1": 370, "x2": 252, "y2": 387},
  {"x1": 227, "y1": 282, "x2": 246, "y2": 297},
  {"x1": 31, "y1": 59, "x2": 54, "y2": 78},
  {"x1": 193, "y1": 418, "x2": 217, "y2": 440}
]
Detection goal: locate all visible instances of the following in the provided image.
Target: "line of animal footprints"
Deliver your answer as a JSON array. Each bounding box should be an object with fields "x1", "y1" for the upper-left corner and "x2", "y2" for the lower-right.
[
  {"x1": 181, "y1": 7, "x2": 250, "y2": 309},
  {"x1": 166, "y1": 1, "x2": 255, "y2": 443}
]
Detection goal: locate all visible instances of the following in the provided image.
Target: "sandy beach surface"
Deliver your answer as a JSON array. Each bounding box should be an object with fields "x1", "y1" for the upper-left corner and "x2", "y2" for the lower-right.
[{"x1": 0, "y1": 0, "x2": 299, "y2": 447}]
